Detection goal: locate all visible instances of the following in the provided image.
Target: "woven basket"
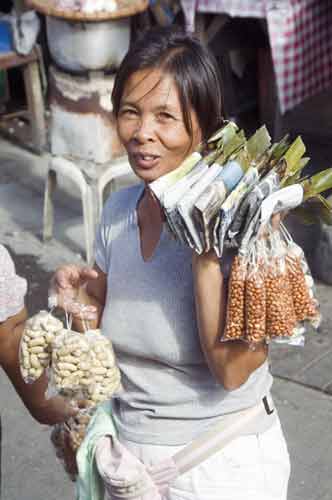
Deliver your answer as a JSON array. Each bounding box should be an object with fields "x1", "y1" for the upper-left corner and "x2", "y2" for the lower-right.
[{"x1": 25, "y1": 0, "x2": 148, "y2": 21}]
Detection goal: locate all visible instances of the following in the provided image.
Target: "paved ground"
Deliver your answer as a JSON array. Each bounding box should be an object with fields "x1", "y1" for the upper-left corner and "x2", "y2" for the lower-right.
[{"x1": 1, "y1": 138, "x2": 332, "y2": 500}]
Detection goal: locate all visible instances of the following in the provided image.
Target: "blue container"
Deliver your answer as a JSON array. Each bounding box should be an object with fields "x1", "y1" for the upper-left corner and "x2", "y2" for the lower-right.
[{"x1": 0, "y1": 21, "x2": 12, "y2": 54}]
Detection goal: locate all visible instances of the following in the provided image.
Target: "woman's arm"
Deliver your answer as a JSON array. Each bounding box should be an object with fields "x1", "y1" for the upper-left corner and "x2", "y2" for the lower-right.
[
  {"x1": 0, "y1": 308, "x2": 76, "y2": 425},
  {"x1": 192, "y1": 251, "x2": 268, "y2": 391}
]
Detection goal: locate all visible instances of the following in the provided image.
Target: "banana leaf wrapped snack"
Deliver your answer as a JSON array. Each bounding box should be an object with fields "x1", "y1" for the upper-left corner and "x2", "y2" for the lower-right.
[
  {"x1": 150, "y1": 121, "x2": 332, "y2": 258},
  {"x1": 215, "y1": 166, "x2": 259, "y2": 257}
]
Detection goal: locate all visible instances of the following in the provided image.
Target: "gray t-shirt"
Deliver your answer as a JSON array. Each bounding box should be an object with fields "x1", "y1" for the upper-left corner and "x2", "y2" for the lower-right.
[{"x1": 95, "y1": 184, "x2": 273, "y2": 445}]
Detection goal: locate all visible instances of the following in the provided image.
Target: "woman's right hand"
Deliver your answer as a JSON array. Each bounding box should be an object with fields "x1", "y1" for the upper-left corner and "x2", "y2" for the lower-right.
[{"x1": 49, "y1": 264, "x2": 98, "y2": 320}]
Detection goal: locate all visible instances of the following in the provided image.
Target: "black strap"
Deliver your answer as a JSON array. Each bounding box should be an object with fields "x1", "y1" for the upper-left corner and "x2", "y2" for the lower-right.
[{"x1": 263, "y1": 396, "x2": 275, "y2": 415}]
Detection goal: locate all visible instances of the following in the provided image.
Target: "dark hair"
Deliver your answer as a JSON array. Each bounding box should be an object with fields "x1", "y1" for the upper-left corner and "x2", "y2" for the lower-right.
[{"x1": 112, "y1": 26, "x2": 224, "y2": 142}]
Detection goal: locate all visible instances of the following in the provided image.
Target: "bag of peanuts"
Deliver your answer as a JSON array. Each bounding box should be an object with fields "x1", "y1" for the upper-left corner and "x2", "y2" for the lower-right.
[
  {"x1": 222, "y1": 253, "x2": 247, "y2": 342},
  {"x1": 245, "y1": 239, "x2": 267, "y2": 344},
  {"x1": 281, "y1": 224, "x2": 321, "y2": 329},
  {"x1": 51, "y1": 422, "x2": 78, "y2": 481},
  {"x1": 50, "y1": 400, "x2": 98, "y2": 481},
  {"x1": 222, "y1": 225, "x2": 318, "y2": 347},
  {"x1": 46, "y1": 328, "x2": 122, "y2": 406},
  {"x1": 47, "y1": 327, "x2": 122, "y2": 480},
  {"x1": 223, "y1": 238, "x2": 269, "y2": 344},
  {"x1": 264, "y1": 230, "x2": 298, "y2": 341},
  {"x1": 19, "y1": 310, "x2": 64, "y2": 383}
]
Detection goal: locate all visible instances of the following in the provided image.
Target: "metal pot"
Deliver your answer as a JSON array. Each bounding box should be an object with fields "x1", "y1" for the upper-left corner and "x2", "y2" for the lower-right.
[{"x1": 46, "y1": 16, "x2": 130, "y2": 72}]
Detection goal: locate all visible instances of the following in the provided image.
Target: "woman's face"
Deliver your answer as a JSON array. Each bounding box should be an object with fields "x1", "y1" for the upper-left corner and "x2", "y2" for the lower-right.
[{"x1": 117, "y1": 68, "x2": 202, "y2": 183}]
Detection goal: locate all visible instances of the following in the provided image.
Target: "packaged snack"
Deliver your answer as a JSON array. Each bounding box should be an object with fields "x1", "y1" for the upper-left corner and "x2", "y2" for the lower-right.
[
  {"x1": 50, "y1": 408, "x2": 94, "y2": 482},
  {"x1": 222, "y1": 255, "x2": 247, "y2": 341},
  {"x1": 65, "y1": 407, "x2": 94, "y2": 452},
  {"x1": 282, "y1": 225, "x2": 321, "y2": 328},
  {"x1": 228, "y1": 170, "x2": 280, "y2": 247},
  {"x1": 177, "y1": 163, "x2": 223, "y2": 253},
  {"x1": 47, "y1": 328, "x2": 121, "y2": 405},
  {"x1": 245, "y1": 241, "x2": 267, "y2": 343},
  {"x1": 19, "y1": 310, "x2": 63, "y2": 383},
  {"x1": 265, "y1": 231, "x2": 297, "y2": 339},
  {"x1": 51, "y1": 422, "x2": 78, "y2": 481},
  {"x1": 215, "y1": 166, "x2": 259, "y2": 257}
]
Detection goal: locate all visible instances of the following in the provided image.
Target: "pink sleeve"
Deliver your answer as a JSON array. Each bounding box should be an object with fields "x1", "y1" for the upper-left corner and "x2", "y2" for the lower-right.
[{"x1": 0, "y1": 245, "x2": 27, "y2": 322}]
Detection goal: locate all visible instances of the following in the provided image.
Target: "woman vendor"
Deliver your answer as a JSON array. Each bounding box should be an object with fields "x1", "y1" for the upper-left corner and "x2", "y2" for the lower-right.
[{"x1": 51, "y1": 26, "x2": 290, "y2": 500}]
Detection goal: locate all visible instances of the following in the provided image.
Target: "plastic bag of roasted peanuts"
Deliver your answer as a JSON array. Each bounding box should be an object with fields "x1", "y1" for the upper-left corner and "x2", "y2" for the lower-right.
[
  {"x1": 19, "y1": 310, "x2": 64, "y2": 383},
  {"x1": 244, "y1": 239, "x2": 267, "y2": 345},
  {"x1": 281, "y1": 224, "x2": 321, "y2": 330},
  {"x1": 51, "y1": 421, "x2": 78, "y2": 481},
  {"x1": 223, "y1": 238, "x2": 268, "y2": 346},
  {"x1": 222, "y1": 254, "x2": 247, "y2": 342},
  {"x1": 50, "y1": 396, "x2": 97, "y2": 477},
  {"x1": 48, "y1": 327, "x2": 122, "y2": 480},
  {"x1": 264, "y1": 229, "x2": 297, "y2": 341},
  {"x1": 46, "y1": 327, "x2": 122, "y2": 406}
]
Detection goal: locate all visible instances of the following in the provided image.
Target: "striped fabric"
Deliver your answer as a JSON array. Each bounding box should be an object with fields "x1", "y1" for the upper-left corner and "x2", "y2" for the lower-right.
[{"x1": 180, "y1": 0, "x2": 332, "y2": 113}]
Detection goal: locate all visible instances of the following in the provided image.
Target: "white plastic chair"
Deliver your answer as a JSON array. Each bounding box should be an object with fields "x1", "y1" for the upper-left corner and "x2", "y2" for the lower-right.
[{"x1": 43, "y1": 155, "x2": 135, "y2": 263}]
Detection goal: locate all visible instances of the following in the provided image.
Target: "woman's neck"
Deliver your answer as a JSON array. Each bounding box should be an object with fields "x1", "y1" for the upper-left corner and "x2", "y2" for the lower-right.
[
  {"x1": 139, "y1": 185, "x2": 165, "y2": 224},
  {"x1": 137, "y1": 185, "x2": 165, "y2": 261}
]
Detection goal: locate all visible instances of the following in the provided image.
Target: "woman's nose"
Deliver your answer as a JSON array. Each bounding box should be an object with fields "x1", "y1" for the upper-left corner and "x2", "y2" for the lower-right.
[{"x1": 133, "y1": 116, "x2": 155, "y2": 143}]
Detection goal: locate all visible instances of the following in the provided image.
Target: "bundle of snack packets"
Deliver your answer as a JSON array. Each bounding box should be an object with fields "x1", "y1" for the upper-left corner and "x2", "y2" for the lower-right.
[{"x1": 149, "y1": 121, "x2": 332, "y2": 346}]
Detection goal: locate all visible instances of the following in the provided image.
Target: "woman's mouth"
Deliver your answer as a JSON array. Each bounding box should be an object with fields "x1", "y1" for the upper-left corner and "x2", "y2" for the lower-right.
[{"x1": 132, "y1": 153, "x2": 160, "y2": 170}]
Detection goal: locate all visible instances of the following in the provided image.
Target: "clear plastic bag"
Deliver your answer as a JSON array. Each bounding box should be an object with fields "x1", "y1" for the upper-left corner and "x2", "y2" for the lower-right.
[
  {"x1": 281, "y1": 224, "x2": 321, "y2": 329},
  {"x1": 47, "y1": 326, "x2": 122, "y2": 406},
  {"x1": 62, "y1": 406, "x2": 95, "y2": 456},
  {"x1": 51, "y1": 419, "x2": 81, "y2": 481},
  {"x1": 245, "y1": 241, "x2": 267, "y2": 344},
  {"x1": 19, "y1": 310, "x2": 63, "y2": 383},
  {"x1": 222, "y1": 255, "x2": 247, "y2": 341},
  {"x1": 223, "y1": 223, "x2": 318, "y2": 347},
  {"x1": 265, "y1": 230, "x2": 297, "y2": 340},
  {"x1": 47, "y1": 328, "x2": 93, "y2": 400}
]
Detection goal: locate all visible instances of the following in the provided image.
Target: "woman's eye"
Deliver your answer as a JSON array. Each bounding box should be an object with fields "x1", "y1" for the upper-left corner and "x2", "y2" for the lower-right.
[
  {"x1": 158, "y1": 112, "x2": 175, "y2": 121},
  {"x1": 120, "y1": 108, "x2": 138, "y2": 117}
]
